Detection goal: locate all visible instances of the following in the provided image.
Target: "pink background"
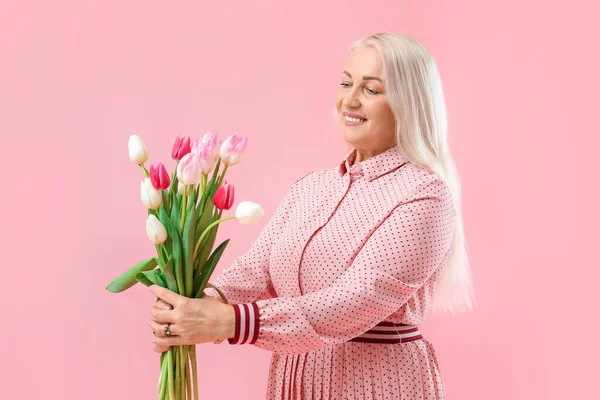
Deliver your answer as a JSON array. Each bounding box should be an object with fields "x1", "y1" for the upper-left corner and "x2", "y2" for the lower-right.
[{"x1": 1, "y1": 1, "x2": 598, "y2": 399}]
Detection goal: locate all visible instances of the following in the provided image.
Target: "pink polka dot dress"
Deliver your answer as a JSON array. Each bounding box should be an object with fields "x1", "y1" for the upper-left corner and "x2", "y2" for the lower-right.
[{"x1": 204, "y1": 145, "x2": 456, "y2": 399}]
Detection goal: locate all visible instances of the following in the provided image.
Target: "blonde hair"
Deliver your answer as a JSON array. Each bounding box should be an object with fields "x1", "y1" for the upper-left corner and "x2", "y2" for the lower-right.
[{"x1": 347, "y1": 32, "x2": 475, "y2": 314}]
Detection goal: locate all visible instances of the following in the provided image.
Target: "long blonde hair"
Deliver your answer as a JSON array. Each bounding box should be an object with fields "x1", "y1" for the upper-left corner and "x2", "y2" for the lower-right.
[{"x1": 348, "y1": 32, "x2": 475, "y2": 314}]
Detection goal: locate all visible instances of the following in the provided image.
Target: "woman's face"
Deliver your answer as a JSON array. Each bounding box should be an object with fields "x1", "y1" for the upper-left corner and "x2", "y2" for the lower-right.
[{"x1": 334, "y1": 45, "x2": 396, "y2": 156}]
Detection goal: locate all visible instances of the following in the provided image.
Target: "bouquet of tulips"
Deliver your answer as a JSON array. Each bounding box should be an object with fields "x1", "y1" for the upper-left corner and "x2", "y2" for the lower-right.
[{"x1": 106, "y1": 132, "x2": 264, "y2": 400}]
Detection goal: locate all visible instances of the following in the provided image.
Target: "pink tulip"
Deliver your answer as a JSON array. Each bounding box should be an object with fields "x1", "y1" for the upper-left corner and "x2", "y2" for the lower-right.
[
  {"x1": 191, "y1": 137, "x2": 203, "y2": 154},
  {"x1": 196, "y1": 145, "x2": 216, "y2": 175},
  {"x1": 149, "y1": 162, "x2": 170, "y2": 190},
  {"x1": 200, "y1": 132, "x2": 221, "y2": 162},
  {"x1": 220, "y1": 133, "x2": 248, "y2": 166},
  {"x1": 176, "y1": 153, "x2": 202, "y2": 185},
  {"x1": 172, "y1": 136, "x2": 191, "y2": 161},
  {"x1": 213, "y1": 180, "x2": 235, "y2": 210}
]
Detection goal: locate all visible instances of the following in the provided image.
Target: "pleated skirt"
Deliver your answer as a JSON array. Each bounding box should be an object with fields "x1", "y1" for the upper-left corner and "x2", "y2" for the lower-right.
[{"x1": 265, "y1": 339, "x2": 445, "y2": 400}]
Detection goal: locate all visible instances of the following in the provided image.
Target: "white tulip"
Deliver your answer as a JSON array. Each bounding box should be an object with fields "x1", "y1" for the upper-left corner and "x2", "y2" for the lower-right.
[
  {"x1": 146, "y1": 214, "x2": 168, "y2": 244},
  {"x1": 178, "y1": 181, "x2": 186, "y2": 195},
  {"x1": 235, "y1": 201, "x2": 264, "y2": 224},
  {"x1": 141, "y1": 178, "x2": 162, "y2": 210},
  {"x1": 128, "y1": 135, "x2": 149, "y2": 164}
]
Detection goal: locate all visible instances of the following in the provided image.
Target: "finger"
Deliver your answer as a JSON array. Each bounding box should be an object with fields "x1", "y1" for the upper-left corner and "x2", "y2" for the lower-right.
[
  {"x1": 153, "y1": 342, "x2": 170, "y2": 353},
  {"x1": 150, "y1": 285, "x2": 185, "y2": 308},
  {"x1": 148, "y1": 319, "x2": 179, "y2": 337},
  {"x1": 156, "y1": 299, "x2": 173, "y2": 310},
  {"x1": 150, "y1": 307, "x2": 177, "y2": 324},
  {"x1": 154, "y1": 335, "x2": 184, "y2": 348}
]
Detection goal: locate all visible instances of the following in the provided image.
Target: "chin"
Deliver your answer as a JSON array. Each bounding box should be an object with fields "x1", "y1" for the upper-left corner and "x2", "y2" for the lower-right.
[{"x1": 341, "y1": 131, "x2": 367, "y2": 146}]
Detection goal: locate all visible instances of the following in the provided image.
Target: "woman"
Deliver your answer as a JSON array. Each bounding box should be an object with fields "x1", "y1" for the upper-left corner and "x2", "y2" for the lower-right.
[{"x1": 148, "y1": 32, "x2": 475, "y2": 399}]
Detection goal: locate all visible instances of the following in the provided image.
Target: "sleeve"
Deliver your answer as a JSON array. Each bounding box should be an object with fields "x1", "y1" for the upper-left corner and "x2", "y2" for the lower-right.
[
  {"x1": 226, "y1": 175, "x2": 456, "y2": 354},
  {"x1": 202, "y1": 169, "x2": 314, "y2": 305}
]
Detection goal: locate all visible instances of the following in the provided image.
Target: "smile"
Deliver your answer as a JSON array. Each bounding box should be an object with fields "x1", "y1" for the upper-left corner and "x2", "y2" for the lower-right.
[{"x1": 344, "y1": 115, "x2": 367, "y2": 126}]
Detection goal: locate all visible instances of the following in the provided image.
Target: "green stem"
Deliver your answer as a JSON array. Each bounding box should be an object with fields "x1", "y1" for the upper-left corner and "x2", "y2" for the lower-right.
[
  {"x1": 185, "y1": 346, "x2": 192, "y2": 400},
  {"x1": 162, "y1": 191, "x2": 171, "y2": 214},
  {"x1": 158, "y1": 355, "x2": 167, "y2": 399},
  {"x1": 180, "y1": 346, "x2": 187, "y2": 399},
  {"x1": 216, "y1": 164, "x2": 228, "y2": 188},
  {"x1": 167, "y1": 349, "x2": 175, "y2": 400},
  {"x1": 140, "y1": 163, "x2": 150, "y2": 178},
  {"x1": 183, "y1": 346, "x2": 192, "y2": 399},
  {"x1": 190, "y1": 345, "x2": 199, "y2": 400},
  {"x1": 192, "y1": 215, "x2": 236, "y2": 259},
  {"x1": 157, "y1": 353, "x2": 163, "y2": 394},
  {"x1": 175, "y1": 346, "x2": 181, "y2": 400},
  {"x1": 180, "y1": 185, "x2": 188, "y2": 231}
]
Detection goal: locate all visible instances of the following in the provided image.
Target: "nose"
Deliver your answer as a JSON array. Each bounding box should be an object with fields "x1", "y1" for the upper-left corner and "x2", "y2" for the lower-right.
[{"x1": 343, "y1": 86, "x2": 361, "y2": 108}]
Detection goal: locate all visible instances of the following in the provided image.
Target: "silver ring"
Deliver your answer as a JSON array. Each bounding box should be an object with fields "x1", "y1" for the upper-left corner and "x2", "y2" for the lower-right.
[{"x1": 165, "y1": 324, "x2": 172, "y2": 336}]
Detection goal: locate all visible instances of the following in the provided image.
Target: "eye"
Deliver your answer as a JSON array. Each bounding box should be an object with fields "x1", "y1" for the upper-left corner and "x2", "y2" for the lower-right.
[
  {"x1": 366, "y1": 87, "x2": 378, "y2": 94},
  {"x1": 340, "y1": 82, "x2": 351, "y2": 88}
]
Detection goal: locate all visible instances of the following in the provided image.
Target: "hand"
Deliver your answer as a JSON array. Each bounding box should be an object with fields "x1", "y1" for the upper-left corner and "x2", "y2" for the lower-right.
[
  {"x1": 151, "y1": 299, "x2": 173, "y2": 353},
  {"x1": 148, "y1": 285, "x2": 235, "y2": 352},
  {"x1": 151, "y1": 297, "x2": 225, "y2": 351},
  {"x1": 208, "y1": 296, "x2": 227, "y2": 345}
]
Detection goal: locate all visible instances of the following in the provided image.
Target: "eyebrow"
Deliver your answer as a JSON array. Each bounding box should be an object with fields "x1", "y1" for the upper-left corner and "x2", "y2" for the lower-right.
[{"x1": 342, "y1": 70, "x2": 382, "y2": 82}]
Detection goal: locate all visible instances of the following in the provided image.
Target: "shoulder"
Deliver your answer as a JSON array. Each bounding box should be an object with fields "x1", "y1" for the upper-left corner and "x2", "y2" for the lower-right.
[
  {"x1": 392, "y1": 162, "x2": 454, "y2": 218},
  {"x1": 292, "y1": 168, "x2": 330, "y2": 187},
  {"x1": 293, "y1": 169, "x2": 316, "y2": 184},
  {"x1": 399, "y1": 162, "x2": 451, "y2": 199}
]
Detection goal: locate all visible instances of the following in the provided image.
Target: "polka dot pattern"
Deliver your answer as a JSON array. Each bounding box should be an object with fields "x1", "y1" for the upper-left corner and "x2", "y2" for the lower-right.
[{"x1": 204, "y1": 146, "x2": 455, "y2": 399}]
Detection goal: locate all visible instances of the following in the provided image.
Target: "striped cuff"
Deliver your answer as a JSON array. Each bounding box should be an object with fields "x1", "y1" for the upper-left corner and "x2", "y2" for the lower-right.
[{"x1": 227, "y1": 303, "x2": 260, "y2": 345}]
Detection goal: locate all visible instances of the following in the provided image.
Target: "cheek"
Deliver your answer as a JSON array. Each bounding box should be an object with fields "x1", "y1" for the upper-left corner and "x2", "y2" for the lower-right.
[
  {"x1": 334, "y1": 93, "x2": 342, "y2": 109},
  {"x1": 370, "y1": 101, "x2": 395, "y2": 127}
]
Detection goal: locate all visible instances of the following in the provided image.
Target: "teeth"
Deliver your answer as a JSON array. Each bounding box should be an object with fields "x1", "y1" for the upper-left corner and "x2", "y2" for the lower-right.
[{"x1": 344, "y1": 116, "x2": 366, "y2": 123}]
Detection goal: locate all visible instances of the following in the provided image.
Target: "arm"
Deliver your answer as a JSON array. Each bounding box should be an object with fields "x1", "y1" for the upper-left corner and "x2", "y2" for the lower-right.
[
  {"x1": 203, "y1": 170, "x2": 315, "y2": 305},
  {"x1": 227, "y1": 175, "x2": 456, "y2": 354}
]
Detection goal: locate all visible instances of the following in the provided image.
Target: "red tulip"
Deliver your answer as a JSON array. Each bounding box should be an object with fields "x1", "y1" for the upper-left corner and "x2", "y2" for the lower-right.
[
  {"x1": 149, "y1": 162, "x2": 170, "y2": 190},
  {"x1": 213, "y1": 180, "x2": 235, "y2": 210},
  {"x1": 172, "y1": 136, "x2": 191, "y2": 160}
]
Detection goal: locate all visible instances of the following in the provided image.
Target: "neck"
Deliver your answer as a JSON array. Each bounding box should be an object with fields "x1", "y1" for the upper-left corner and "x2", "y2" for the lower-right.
[{"x1": 353, "y1": 143, "x2": 396, "y2": 164}]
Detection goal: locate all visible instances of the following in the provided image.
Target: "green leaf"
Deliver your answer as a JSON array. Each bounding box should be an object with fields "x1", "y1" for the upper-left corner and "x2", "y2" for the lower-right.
[
  {"x1": 169, "y1": 223, "x2": 184, "y2": 295},
  {"x1": 157, "y1": 206, "x2": 173, "y2": 256},
  {"x1": 163, "y1": 256, "x2": 178, "y2": 292},
  {"x1": 135, "y1": 268, "x2": 167, "y2": 288},
  {"x1": 194, "y1": 239, "x2": 230, "y2": 298},
  {"x1": 170, "y1": 197, "x2": 180, "y2": 228},
  {"x1": 194, "y1": 200, "x2": 213, "y2": 245},
  {"x1": 190, "y1": 185, "x2": 199, "y2": 209},
  {"x1": 203, "y1": 282, "x2": 229, "y2": 304},
  {"x1": 154, "y1": 245, "x2": 166, "y2": 271},
  {"x1": 182, "y1": 207, "x2": 197, "y2": 297},
  {"x1": 105, "y1": 257, "x2": 158, "y2": 293},
  {"x1": 196, "y1": 208, "x2": 220, "y2": 271}
]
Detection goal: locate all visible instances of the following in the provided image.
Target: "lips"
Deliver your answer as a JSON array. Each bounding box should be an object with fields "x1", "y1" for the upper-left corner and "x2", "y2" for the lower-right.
[{"x1": 343, "y1": 112, "x2": 367, "y2": 120}]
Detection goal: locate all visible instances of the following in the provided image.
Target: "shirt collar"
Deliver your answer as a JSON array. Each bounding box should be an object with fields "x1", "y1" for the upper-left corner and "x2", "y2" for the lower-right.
[{"x1": 338, "y1": 145, "x2": 409, "y2": 182}]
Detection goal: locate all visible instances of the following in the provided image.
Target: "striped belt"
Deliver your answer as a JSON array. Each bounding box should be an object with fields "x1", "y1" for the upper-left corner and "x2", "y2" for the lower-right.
[{"x1": 348, "y1": 322, "x2": 423, "y2": 344}]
